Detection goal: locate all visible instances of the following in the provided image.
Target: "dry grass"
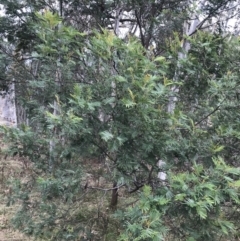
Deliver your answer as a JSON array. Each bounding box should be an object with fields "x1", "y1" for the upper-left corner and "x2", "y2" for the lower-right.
[
  {"x1": 0, "y1": 136, "x2": 35, "y2": 241},
  {"x1": 0, "y1": 140, "x2": 122, "y2": 241}
]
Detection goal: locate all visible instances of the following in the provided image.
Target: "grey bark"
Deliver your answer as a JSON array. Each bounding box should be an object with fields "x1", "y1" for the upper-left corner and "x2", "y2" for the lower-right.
[{"x1": 0, "y1": 83, "x2": 17, "y2": 126}]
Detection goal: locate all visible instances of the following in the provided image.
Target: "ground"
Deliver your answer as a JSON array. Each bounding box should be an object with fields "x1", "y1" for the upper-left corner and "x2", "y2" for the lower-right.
[
  {"x1": 0, "y1": 159, "x2": 31, "y2": 241},
  {"x1": 0, "y1": 117, "x2": 32, "y2": 241}
]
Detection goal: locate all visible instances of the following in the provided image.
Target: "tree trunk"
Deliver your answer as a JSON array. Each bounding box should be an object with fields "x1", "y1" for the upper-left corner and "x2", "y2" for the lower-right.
[
  {"x1": 167, "y1": 0, "x2": 206, "y2": 113},
  {"x1": 110, "y1": 182, "x2": 118, "y2": 209}
]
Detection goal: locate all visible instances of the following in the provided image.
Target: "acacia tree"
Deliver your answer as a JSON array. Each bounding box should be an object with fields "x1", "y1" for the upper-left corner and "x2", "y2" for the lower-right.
[
  {"x1": 1, "y1": 0, "x2": 239, "y2": 124},
  {"x1": 118, "y1": 32, "x2": 240, "y2": 241},
  {"x1": 1, "y1": 11, "x2": 171, "y2": 239},
  {"x1": 1, "y1": 1, "x2": 240, "y2": 241}
]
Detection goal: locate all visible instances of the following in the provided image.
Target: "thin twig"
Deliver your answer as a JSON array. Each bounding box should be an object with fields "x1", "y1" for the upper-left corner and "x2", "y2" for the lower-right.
[
  {"x1": 88, "y1": 183, "x2": 125, "y2": 191},
  {"x1": 194, "y1": 105, "x2": 220, "y2": 126}
]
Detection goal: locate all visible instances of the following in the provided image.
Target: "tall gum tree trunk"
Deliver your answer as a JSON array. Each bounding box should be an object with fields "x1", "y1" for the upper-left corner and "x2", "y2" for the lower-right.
[
  {"x1": 49, "y1": 0, "x2": 63, "y2": 174},
  {"x1": 167, "y1": 0, "x2": 206, "y2": 113},
  {"x1": 161, "y1": 0, "x2": 207, "y2": 180},
  {"x1": 0, "y1": 83, "x2": 17, "y2": 126}
]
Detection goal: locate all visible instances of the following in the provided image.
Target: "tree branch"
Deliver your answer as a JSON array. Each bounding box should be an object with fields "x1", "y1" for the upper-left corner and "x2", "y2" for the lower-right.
[
  {"x1": 87, "y1": 183, "x2": 125, "y2": 191},
  {"x1": 194, "y1": 105, "x2": 220, "y2": 126}
]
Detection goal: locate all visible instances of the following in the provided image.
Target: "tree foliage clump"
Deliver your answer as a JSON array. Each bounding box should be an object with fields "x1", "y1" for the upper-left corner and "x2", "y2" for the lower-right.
[{"x1": 0, "y1": 1, "x2": 240, "y2": 240}]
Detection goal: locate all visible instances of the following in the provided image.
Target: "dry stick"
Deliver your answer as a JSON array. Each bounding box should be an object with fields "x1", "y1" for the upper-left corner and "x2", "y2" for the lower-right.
[
  {"x1": 87, "y1": 183, "x2": 125, "y2": 191},
  {"x1": 129, "y1": 183, "x2": 144, "y2": 194},
  {"x1": 194, "y1": 105, "x2": 220, "y2": 126},
  {"x1": 194, "y1": 94, "x2": 226, "y2": 126}
]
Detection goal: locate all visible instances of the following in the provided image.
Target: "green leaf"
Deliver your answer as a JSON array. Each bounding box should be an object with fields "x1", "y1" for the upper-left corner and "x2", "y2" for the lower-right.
[
  {"x1": 213, "y1": 145, "x2": 225, "y2": 153},
  {"x1": 175, "y1": 193, "x2": 186, "y2": 201},
  {"x1": 229, "y1": 180, "x2": 240, "y2": 187},
  {"x1": 143, "y1": 185, "x2": 152, "y2": 197},
  {"x1": 154, "y1": 56, "x2": 166, "y2": 62},
  {"x1": 196, "y1": 206, "x2": 207, "y2": 219},
  {"x1": 103, "y1": 97, "x2": 116, "y2": 105},
  {"x1": 185, "y1": 199, "x2": 196, "y2": 208},
  {"x1": 99, "y1": 131, "x2": 114, "y2": 141},
  {"x1": 186, "y1": 237, "x2": 196, "y2": 241},
  {"x1": 115, "y1": 75, "x2": 127, "y2": 83},
  {"x1": 121, "y1": 98, "x2": 136, "y2": 108}
]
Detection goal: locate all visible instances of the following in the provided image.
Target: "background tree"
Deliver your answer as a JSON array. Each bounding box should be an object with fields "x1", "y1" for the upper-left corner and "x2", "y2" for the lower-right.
[{"x1": 0, "y1": 1, "x2": 240, "y2": 241}]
